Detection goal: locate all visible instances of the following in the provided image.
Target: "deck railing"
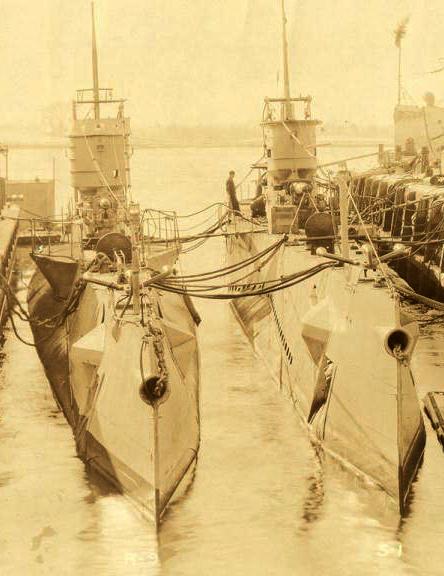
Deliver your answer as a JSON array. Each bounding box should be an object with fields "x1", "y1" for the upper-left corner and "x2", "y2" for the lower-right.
[{"x1": 142, "y1": 208, "x2": 180, "y2": 255}]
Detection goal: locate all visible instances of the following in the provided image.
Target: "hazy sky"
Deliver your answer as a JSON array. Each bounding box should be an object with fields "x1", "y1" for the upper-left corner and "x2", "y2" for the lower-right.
[{"x1": 1, "y1": 0, "x2": 443, "y2": 128}]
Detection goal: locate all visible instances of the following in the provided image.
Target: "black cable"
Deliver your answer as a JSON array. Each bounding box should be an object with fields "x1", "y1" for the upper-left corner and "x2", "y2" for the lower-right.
[
  {"x1": 169, "y1": 236, "x2": 286, "y2": 282},
  {"x1": 151, "y1": 262, "x2": 335, "y2": 300},
  {"x1": 165, "y1": 245, "x2": 294, "y2": 291},
  {"x1": 7, "y1": 309, "x2": 37, "y2": 347}
]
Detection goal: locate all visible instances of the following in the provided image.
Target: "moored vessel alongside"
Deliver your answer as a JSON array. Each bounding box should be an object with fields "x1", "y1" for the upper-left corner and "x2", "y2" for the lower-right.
[
  {"x1": 347, "y1": 23, "x2": 444, "y2": 302},
  {"x1": 26, "y1": 5, "x2": 200, "y2": 524},
  {"x1": 348, "y1": 167, "x2": 444, "y2": 301},
  {"x1": 224, "y1": 0, "x2": 426, "y2": 514}
]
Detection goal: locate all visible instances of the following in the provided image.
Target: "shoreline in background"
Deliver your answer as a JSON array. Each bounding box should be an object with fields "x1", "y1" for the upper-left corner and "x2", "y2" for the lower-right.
[
  {"x1": 0, "y1": 123, "x2": 392, "y2": 150},
  {"x1": 2, "y1": 138, "x2": 390, "y2": 150}
]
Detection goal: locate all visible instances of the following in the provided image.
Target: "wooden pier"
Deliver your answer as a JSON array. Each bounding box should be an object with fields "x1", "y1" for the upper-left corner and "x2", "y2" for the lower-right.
[{"x1": 0, "y1": 204, "x2": 20, "y2": 338}]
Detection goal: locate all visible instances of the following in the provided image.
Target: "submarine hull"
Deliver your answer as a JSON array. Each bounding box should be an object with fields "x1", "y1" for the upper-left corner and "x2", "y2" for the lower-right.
[
  {"x1": 226, "y1": 227, "x2": 426, "y2": 513},
  {"x1": 27, "y1": 254, "x2": 200, "y2": 523}
]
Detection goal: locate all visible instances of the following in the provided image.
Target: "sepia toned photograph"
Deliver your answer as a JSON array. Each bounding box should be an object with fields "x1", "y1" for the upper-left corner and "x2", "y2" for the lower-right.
[{"x1": 0, "y1": 1, "x2": 443, "y2": 574}]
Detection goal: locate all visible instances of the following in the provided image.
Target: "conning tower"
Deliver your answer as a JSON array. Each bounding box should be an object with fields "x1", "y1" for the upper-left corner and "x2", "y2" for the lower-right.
[
  {"x1": 69, "y1": 3, "x2": 131, "y2": 239},
  {"x1": 262, "y1": 0, "x2": 320, "y2": 187}
]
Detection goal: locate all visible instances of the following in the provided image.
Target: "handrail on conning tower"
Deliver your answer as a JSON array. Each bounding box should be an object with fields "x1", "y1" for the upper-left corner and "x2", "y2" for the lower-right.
[
  {"x1": 263, "y1": 96, "x2": 313, "y2": 123},
  {"x1": 75, "y1": 88, "x2": 126, "y2": 105}
]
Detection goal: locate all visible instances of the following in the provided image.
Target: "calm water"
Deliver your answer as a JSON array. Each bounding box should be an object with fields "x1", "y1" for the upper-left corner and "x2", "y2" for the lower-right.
[{"x1": 1, "y1": 146, "x2": 444, "y2": 575}]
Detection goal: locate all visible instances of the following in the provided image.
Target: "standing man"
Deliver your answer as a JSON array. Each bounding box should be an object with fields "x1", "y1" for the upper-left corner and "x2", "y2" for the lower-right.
[
  {"x1": 226, "y1": 170, "x2": 240, "y2": 214},
  {"x1": 251, "y1": 174, "x2": 266, "y2": 218}
]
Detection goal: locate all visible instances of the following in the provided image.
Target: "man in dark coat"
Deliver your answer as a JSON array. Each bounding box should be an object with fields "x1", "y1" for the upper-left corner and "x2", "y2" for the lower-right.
[
  {"x1": 251, "y1": 174, "x2": 266, "y2": 217},
  {"x1": 226, "y1": 170, "x2": 240, "y2": 214}
]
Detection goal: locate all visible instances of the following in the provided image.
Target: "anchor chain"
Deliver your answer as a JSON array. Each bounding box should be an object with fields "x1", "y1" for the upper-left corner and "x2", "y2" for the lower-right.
[
  {"x1": 392, "y1": 343, "x2": 408, "y2": 364},
  {"x1": 143, "y1": 290, "x2": 169, "y2": 397}
]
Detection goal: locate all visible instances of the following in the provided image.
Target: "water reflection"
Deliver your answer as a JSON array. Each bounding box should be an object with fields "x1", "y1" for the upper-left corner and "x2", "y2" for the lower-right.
[{"x1": 299, "y1": 446, "x2": 325, "y2": 532}]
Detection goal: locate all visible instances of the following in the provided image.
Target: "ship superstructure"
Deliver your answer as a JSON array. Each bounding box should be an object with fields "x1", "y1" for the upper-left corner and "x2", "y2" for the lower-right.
[
  {"x1": 69, "y1": 8, "x2": 130, "y2": 241},
  {"x1": 349, "y1": 24, "x2": 444, "y2": 301},
  {"x1": 26, "y1": 4, "x2": 200, "y2": 524},
  {"x1": 225, "y1": 0, "x2": 425, "y2": 513}
]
